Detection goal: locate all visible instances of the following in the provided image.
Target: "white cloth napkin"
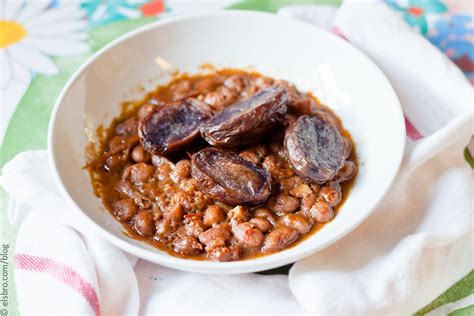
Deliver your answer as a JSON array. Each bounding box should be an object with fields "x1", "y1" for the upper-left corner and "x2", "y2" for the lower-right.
[{"x1": 1, "y1": 1, "x2": 473, "y2": 315}]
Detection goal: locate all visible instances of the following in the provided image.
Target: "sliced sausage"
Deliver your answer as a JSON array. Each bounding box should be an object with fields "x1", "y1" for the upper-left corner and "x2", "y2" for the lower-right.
[
  {"x1": 261, "y1": 227, "x2": 299, "y2": 254},
  {"x1": 285, "y1": 115, "x2": 346, "y2": 183},
  {"x1": 139, "y1": 99, "x2": 211, "y2": 155},
  {"x1": 201, "y1": 86, "x2": 288, "y2": 147},
  {"x1": 191, "y1": 148, "x2": 271, "y2": 205}
]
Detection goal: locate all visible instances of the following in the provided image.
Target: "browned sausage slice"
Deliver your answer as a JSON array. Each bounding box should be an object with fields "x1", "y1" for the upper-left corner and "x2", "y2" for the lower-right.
[
  {"x1": 285, "y1": 115, "x2": 345, "y2": 183},
  {"x1": 139, "y1": 99, "x2": 211, "y2": 155},
  {"x1": 201, "y1": 86, "x2": 288, "y2": 147},
  {"x1": 191, "y1": 148, "x2": 271, "y2": 206}
]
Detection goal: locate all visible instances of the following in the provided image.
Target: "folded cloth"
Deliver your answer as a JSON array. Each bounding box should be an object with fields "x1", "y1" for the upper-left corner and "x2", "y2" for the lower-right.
[{"x1": 1, "y1": 1, "x2": 473, "y2": 315}]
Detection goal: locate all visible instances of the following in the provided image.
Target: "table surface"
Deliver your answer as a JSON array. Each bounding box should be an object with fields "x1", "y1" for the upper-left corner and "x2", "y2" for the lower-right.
[{"x1": 0, "y1": 1, "x2": 472, "y2": 315}]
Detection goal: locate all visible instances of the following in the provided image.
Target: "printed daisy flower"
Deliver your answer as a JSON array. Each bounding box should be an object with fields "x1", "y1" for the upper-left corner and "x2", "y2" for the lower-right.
[{"x1": 0, "y1": 0, "x2": 89, "y2": 142}]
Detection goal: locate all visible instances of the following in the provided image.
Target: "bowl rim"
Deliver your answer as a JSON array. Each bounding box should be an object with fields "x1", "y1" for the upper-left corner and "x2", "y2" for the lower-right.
[{"x1": 47, "y1": 10, "x2": 406, "y2": 274}]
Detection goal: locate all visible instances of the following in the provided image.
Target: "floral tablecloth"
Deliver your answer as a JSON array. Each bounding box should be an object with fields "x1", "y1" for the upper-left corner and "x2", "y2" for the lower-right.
[{"x1": 0, "y1": 1, "x2": 472, "y2": 315}]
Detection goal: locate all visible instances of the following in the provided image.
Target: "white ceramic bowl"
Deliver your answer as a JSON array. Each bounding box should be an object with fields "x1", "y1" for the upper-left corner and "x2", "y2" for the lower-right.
[{"x1": 48, "y1": 11, "x2": 405, "y2": 274}]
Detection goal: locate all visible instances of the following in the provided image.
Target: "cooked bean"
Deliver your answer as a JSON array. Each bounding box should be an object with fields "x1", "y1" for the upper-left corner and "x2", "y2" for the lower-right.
[
  {"x1": 152, "y1": 155, "x2": 175, "y2": 180},
  {"x1": 261, "y1": 227, "x2": 299, "y2": 254},
  {"x1": 170, "y1": 80, "x2": 193, "y2": 101},
  {"x1": 254, "y1": 77, "x2": 273, "y2": 89},
  {"x1": 166, "y1": 203, "x2": 184, "y2": 223},
  {"x1": 252, "y1": 208, "x2": 276, "y2": 226},
  {"x1": 239, "y1": 150, "x2": 260, "y2": 164},
  {"x1": 191, "y1": 148, "x2": 271, "y2": 205},
  {"x1": 262, "y1": 155, "x2": 294, "y2": 179},
  {"x1": 249, "y1": 217, "x2": 272, "y2": 233},
  {"x1": 184, "y1": 215, "x2": 206, "y2": 237},
  {"x1": 227, "y1": 206, "x2": 250, "y2": 226},
  {"x1": 105, "y1": 155, "x2": 122, "y2": 171},
  {"x1": 194, "y1": 78, "x2": 215, "y2": 94},
  {"x1": 112, "y1": 198, "x2": 137, "y2": 222},
  {"x1": 201, "y1": 86, "x2": 288, "y2": 147},
  {"x1": 115, "y1": 180, "x2": 152, "y2": 209},
  {"x1": 285, "y1": 115, "x2": 346, "y2": 183},
  {"x1": 290, "y1": 183, "x2": 313, "y2": 198},
  {"x1": 232, "y1": 222, "x2": 264, "y2": 249},
  {"x1": 280, "y1": 213, "x2": 312, "y2": 234},
  {"x1": 133, "y1": 211, "x2": 156, "y2": 237},
  {"x1": 131, "y1": 145, "x2": 150, "y2": 163},
  {"x1": 139, "y1": 99, "x2": 211, "y2": 155},
  {"x1": 199, "y1": 224, "x2": 231, "y2": 250},
  {"x1": 155, "y1": 218, "x2": 173, "y2": 241},
  {"x1": 310, "y1": 184, "x2": 321, "y2": 194},
  {"x1": 180, "y1": 178, "x2": 198, "y2": 193},
  {"x1": 173, "y1": 236, "x2": 203, "y2": 255},
  {"x1": 224, "y1": 75, "x2": 244, "y2": 93},
  {"x1": 267, "y1": 193, "x2": 300, "y2": 214},
  {"x1": 309, "y1": 199, "x2": 335, "y2": 223},
  {"x1": 318, "y1": 182, "x2": 342, "y2": 206},
  {"x1": 109, "y1": 136, "x2": 127, "y2": 152},
  {"x1": 342, "y1": 137, "x2": 352, "y2": 159},
  {"x1": 123, "y1": 163, "x2": 155, "y2": 184},
  {"x1": 203, "y1": 87, "x2": 236, "y2": 110},
  {"x1": 203, "y1": 205, "x2": 226, "y2": 227},
  {"x1": 115, "y1": 117, "x2": 138, "y2": 136},
  {"x1": 138, "y1": 104, "x2": 157, "y2": 119},
  {"x1": 336, "y1": 161, "x2": 357, "y2": 183},
  {"x1": 239, "y1": 145, "x2": 267, "y2": 164},
  {"x1": 172, "y1": 159, "x2": 191, "y2": 182},
  {"x1": 208, "y1": 245, "x2": 240, "y2": 262},
  {"x1": 280, "y1": 175, "x2": 304, "y2": 191},
  {"x1": 151, "y1": 203, "x2": 163, "y2": 220}
]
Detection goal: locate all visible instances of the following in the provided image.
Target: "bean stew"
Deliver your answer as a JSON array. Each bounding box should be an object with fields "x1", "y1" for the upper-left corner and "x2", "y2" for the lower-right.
[{"x1": 87, "y1": 69, "x2": 357, "y2": 262}]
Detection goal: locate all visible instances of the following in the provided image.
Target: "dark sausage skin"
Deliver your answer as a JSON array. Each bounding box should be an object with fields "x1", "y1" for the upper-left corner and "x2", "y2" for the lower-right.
[
  {"x1": 201, "y1": 86, "x2": 288, "y2": 147},
  {"x1": 139, "y1": 99, "x2": 211, "y2": 155},
  {"x1": 191, "y1": 148, "x2": 271, "y2": 206},
  {"x1": 285, "y1": 115, "x2": 346, "y2": 183}
]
